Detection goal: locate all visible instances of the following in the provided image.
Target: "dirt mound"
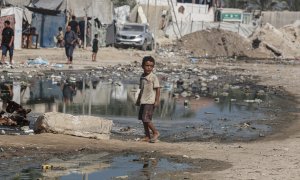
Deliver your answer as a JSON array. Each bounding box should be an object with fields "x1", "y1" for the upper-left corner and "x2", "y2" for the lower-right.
[
  {"x1": 251, "y1": 23, "x2": 300, "y2": 58},
  {"x1": 178, "y1": 28, "x2": 268, "y2": 58}
]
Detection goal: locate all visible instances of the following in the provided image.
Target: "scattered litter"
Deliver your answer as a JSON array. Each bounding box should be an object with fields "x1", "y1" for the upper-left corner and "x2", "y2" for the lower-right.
[
  {"x1": 115, "y1": 175, "x2": 129, "y2": 179},
  {"x1": 191, "y1": 57, "x2": 201, "y2": 63},
  {"x1": 42, "y1": 164, "x2": 53, "y2": 170},
  {"x1": 0, "y1": 130, "x2": 5, "y2": 135},
  {"x1": 51, "y1": 63, "x2": 64, "y2": 68},
  {"x1": 242, "y1": 122, "x2": 251, "y2": 128},
  {"x1": 244, "y1": 99, "x2": 263, "y2": 103},
  {"x1": 27, "y1": 57, "x2": 49, "y2": 65}
]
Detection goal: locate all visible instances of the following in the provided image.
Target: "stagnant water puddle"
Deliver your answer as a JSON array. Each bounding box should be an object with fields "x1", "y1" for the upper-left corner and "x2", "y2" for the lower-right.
[
  {"x1": 0, "y1": 74, "x2": 289, "y2": 141},
  {"x1": 7, "y1": 152, "x2": 230, "y2": 180},
  {"x1": 0, "y1": 66, "x2": 296, "y2": 179}
]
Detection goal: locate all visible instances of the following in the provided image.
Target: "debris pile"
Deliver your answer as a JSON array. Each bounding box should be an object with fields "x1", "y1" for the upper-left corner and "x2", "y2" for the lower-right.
[
  {"x1": 251, "y1": 22, "x2": 300, "y2": 58},
  {"x1": 175, "y1": 22, "x2": 300, "y2": 59},
  {"x1": 177, "y1": 28, "x2": 269, "y2": 58},
  {"x1": 0, "y1": 100, "x2": 31, "y2": 126}
]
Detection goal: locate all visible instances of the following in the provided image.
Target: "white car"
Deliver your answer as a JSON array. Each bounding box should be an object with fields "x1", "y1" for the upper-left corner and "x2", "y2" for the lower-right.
[{"x1": 115, "y1": 23, "x2": 154, "y2": 51}]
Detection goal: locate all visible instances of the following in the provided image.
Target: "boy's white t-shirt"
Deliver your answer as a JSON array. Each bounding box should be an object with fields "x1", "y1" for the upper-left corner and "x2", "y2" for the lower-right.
[{"x1": 140, "y1": 72, "x2": 160, "y2": 104}]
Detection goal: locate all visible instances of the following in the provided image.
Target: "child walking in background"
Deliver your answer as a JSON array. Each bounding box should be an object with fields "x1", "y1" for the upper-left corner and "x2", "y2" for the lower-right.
[
  {"x1": 136, "y1": 56, "x2": 160, "y2": 143},
  {"x1": 92, "y1": 34, "x2": 98, "y2": 61}
]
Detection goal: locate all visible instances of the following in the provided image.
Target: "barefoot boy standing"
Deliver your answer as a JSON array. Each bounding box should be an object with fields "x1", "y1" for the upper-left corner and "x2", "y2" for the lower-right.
[{"x1": 136, "y1": 56, "x2": 160, "y2": 143}]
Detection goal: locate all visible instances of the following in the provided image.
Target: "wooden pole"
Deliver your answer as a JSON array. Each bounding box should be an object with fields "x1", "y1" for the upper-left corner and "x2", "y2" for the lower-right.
[
  {"x1": 154, "y1": 0, "x2": 157, "y2": 50},
  {"x1": 147, "y1": 0, "x2": 150, "y2": 22},
  {"x1": 84, "y1": 11, "x2": 87, "y2": 49}
]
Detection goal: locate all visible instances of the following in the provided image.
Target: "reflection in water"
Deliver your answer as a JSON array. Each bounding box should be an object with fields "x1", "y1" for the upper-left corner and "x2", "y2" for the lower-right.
[
  {"x1": 13, "y1": 154, "x2": 190, "y2": 180},
  {"x1": 62, "y1": 80, "x2": 76, "y2": 104},
  {"x1": 0, "y1": 82, "x2": 13, "y2": 110},
  {"x1": 13, "y1": 78, "x2": 271, "y2": 141},
  {"x1": 141, "y1": 157, "x2": 158, "y2": 180},
  {"x1": 7, "y1": 78, "x2": 264, "y2": 122}
]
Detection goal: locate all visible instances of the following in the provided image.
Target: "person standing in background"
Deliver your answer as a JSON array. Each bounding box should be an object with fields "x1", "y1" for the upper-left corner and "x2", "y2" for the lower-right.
[
  {"x1": 68, "y1": 15, "x2": 81, "y2": 47},
  {"x1": 1, "y1": 20, "x2": 14, "y2": 65},
  {"x1": 92, "y1": 34, "x2": 99, "y2": 61},
  {"x1": 64, "y1": 25, "x2": 77, "y2": 64}
]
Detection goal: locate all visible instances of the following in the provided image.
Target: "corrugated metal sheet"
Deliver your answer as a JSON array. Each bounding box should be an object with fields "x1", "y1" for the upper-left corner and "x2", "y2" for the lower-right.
[
  {"x1": 27, "y1": 0, "x2": 113, "y2": 24},
  {"x1": 31, "y1": 13, "x2": 66, "y2": 47}
]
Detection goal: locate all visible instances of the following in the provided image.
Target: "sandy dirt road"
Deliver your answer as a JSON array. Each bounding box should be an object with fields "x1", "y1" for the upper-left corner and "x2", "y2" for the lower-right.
[{"x1": 1, "y1": 47, "x2": 300, "y2": 179}]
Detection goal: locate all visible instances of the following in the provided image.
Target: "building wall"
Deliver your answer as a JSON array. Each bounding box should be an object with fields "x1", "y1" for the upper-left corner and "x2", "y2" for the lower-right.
[
  {"x1": 174, "y1": 3, "x2": 214, "y2": 22},
  {"x1": 136, "y1": 0, "x2": 176, "y2": 6},
  {"x1": 66, "y1": 0, "x2": 113, "y2": 24},
  {"x1": 262, "y1": 11, "x2": 300, "y2": 28},
  {"x1": 136, "y1": 0, "x2": 214, "y2": 22}
]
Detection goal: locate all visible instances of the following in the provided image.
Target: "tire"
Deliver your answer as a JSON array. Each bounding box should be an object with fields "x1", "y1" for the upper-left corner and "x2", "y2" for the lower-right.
[
  {"x1": 141, "y1": 40, "x2": 147, "y2": 51},
  {"x1": 114, "y1": 44, "x2": 119, "y2": 49},
  {"x1": 148, "y1": 39, "x2": 154, "y2": 51}
]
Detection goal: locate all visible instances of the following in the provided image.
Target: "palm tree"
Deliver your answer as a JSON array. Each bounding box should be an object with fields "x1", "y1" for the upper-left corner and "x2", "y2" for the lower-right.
[
  {"x1": 247, "y1": 0, "x2": 289, "y2": 11},
  {"x1": 287, "y1": 0, "x2": 300, "y2": 11},
  {"x1": 222, "y1": 0, "x2": 292, "y2": 10}
]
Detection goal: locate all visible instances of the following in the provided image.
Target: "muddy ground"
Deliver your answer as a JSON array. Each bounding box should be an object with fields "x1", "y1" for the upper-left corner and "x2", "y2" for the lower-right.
[{"x1": 0, "y1": 47, "x2": 300, "y2": 179}]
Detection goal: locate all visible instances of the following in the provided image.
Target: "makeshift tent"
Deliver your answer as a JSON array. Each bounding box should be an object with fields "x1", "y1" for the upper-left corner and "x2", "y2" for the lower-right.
[
  {"x1": 31, "y1": 13, "x2": 65, "y2": 47},
  {"x1": 26, "y1": 0, "x2": 64, "y2": 15},
  {"x1": 105, "y1": 21, "x2": 116, "y2": 46},
  {"x1": 0, "y1": 7, "x2": 23, "y2": 49},
  {"x1": 2, "y1": 0, "x2": 32, "y2": 7},
  {"x1": 66, "y1": 0, "x2": 113, "y2": 24},
  {"x1": 27, "y1": 0, "x2": 113, "y2": 48}
]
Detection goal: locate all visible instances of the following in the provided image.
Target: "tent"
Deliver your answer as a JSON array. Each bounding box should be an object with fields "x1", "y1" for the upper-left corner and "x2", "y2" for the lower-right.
[
  {"x1": 0, "y1": 7, "x2": 23, "y2": 49},
  {"x1": 1, "y1": 0, "x2": 33, "y2": 7},
  {"x1": 27, "y1": 0, "x2": 113, "y2": 48},
  {"x1": 31, "y1": 13, "x2": 65, "y2": 47}
]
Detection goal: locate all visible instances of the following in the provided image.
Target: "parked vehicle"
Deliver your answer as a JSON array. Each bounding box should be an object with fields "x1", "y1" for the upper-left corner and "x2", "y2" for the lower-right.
[{"x1": 115, "y1": 23, "x2": 154, "y2": 51}]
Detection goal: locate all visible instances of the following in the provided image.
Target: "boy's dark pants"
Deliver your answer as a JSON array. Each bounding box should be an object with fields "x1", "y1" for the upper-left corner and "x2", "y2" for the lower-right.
[{"x1": 139, "y1": 104, "x2": 157, "y2": 138}]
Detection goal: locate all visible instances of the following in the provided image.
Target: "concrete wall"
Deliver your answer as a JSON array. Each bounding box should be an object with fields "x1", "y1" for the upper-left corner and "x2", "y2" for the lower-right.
[
  {"x1": 174, "y1": 3, "x2": 214, "y2": 22},
  {"x1": 262, "y1": 11, "x2": 300, "y2": 28},
  {"x1": 137, "y1": 0, "x2": 214, "y2": 21},
  {"x1": 166, "y1": 21, "x2": 257, "y2": 39},
  {"x1": 136, "y1": 0, "x2": 176, "y2": 6}
]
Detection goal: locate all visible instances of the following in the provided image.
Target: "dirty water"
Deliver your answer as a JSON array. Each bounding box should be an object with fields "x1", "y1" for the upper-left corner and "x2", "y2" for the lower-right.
[
  {"x1": 6, "y1": 152, "x2": 230, "y2": 180},
  {"x1": 0, "y1": 64, "x2": 296, "y2": 180},
  {"x1": 0, "y1": 70, "x2": 292, "y2": 142}
]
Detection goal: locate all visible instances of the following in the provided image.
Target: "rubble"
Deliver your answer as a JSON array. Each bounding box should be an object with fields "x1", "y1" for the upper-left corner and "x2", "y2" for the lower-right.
[
  {"x1": 0, "y1": 100, "x2": 31, "y2": 126},
  {"x1": 34, "y1": 112, "x2": 113, "y2": 140},
  {"x1": 251, "y1": 22, "x2": 300, "y2": 58},
  {"x1": 160, "y1": 22, "x2": 300, "y2": 59},
  {"x1": 0, "y1": 117, "x2": 17, "y2": 126}
]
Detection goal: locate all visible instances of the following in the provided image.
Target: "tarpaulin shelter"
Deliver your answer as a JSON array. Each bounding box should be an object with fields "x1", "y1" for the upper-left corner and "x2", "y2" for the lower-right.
[
  {"x1": 26, "y1": 0, "x2": 66, "y2": 47},
  {"x1": 0, "y1": 7, "x2": 23, "y2": 49},
  {"x1": 26, "y1": 0, "x2": 113, "y2": 47},
  {"x1": 1, "y1": 0, "x2": 33, "y2": 7}
]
